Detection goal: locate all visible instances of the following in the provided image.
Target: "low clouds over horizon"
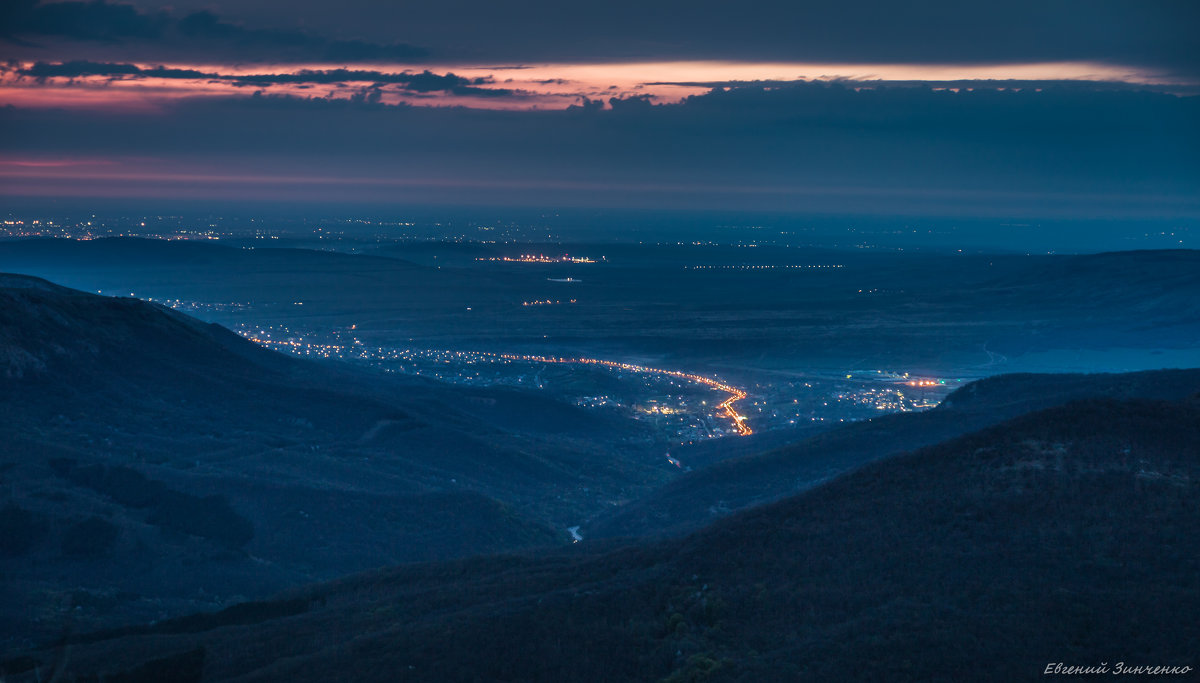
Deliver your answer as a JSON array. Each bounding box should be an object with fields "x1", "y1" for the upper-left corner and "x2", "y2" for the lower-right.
[
  {"x1": 1, "y1": 0, "x2": 1196, "y2": 217},
  {"x1": 3, "y1": 82, "x2": 1196, "y2": 216},
  {"x1": 12, "y1": 61, "x2": 508, "y2": 96}
]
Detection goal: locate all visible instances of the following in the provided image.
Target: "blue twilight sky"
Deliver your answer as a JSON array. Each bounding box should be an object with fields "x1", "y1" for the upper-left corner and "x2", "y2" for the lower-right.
[{"x1": 0, "y1": 0, "x2": 1197, "y2": 231}]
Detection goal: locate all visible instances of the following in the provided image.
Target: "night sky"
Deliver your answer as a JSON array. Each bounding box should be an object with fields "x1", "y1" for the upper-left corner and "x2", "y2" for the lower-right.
[{"x1": 1, "y1": 0, "x2": 1197, "y2": 219}]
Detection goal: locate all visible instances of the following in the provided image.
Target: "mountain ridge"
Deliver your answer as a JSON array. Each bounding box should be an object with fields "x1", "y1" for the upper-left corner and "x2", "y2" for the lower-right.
[
  {"x1": 586, "y1": 366, "x2": 1200, "y2": 539},
  {"x1": 10, "y1": 394, "x2": 1197, "y2": 682},
  {"x1": 0, "y1": 273, "x2": 665, "y2": 647}
]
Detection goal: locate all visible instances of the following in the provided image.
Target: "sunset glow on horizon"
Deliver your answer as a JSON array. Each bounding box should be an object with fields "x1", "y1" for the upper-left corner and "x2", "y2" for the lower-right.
[
  {"x1": 2, "y1": 0, "x2": 1195, "y2": 214},
  {"x1": 1, "y1": 59, "x2": 1187, "y2": 112}
]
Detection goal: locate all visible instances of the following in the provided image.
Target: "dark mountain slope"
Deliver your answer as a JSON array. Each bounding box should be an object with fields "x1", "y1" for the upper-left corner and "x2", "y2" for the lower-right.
[
  {"x1": 0, "y1": 274, "x2": 590, "y2": 490},
  {"x1": 586, "y1": 367, "x2": 1200, "y2": 539},
  {"x1": 15, "y1": 396, "x2": 1198, "y2": 682},
  {"x1": 0, "y1": 274, "x2": 666, "y2": 647},
  {"x1": 1, "y1": 271, "x2": 286, "y2": 380}
]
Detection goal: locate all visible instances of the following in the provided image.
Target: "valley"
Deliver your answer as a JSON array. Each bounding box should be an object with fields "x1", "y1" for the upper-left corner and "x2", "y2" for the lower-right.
[
  {"x1": 4, "y1": 5, "x2": 1196, "y2": 676},
  {"x1": 1, "y1": 234, "x2": 1197, "y2": 681}
]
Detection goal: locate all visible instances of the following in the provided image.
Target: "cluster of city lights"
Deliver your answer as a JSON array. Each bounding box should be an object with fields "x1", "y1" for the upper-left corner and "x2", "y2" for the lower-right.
[
  {"x1": 493, "y1": 353, "x2": 752, "y2": 435},
  {"x1": 476, "y1": 254, "x2": 598, "y2": 263},
  {"x1": 687, "y1": 264, "x2": 844, "y2": 270},
  {"x1": 240, "y1": 330, "x2": 753, "y2": 436}
]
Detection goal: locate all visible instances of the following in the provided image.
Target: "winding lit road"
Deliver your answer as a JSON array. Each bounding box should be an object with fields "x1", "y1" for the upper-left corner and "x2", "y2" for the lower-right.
[
  {"x1": 495, "y1": 353, "x2": 752, "y2": 435},
  {"x1": 246, "y1": 335, "x2": 752, "y2": 436}
]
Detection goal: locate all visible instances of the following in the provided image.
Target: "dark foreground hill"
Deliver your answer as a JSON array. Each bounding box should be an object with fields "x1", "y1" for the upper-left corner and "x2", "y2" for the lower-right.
[
  {"x1": 587, "y1": 367, "x2": 1200, "y2": 539},
  {"x1": 0, "y1": 274, "x2": 667, "y2": 647},
  {"x1": 9, "y1": 395, "x2": 1198, "y2": 682}
]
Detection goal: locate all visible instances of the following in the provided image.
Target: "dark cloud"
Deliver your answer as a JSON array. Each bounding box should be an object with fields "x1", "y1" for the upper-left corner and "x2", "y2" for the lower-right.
[
  {"x1": 19, "y1": 60, "x2": 213, "y2": 80},
  {"x1": 115, "y1": 0, "x2": 1199, "y2": 78},
  {"x1": 21, "y1": 60, "x2": 142, "y2": 78},
  {"x1": 4, "y1": 1, "x2": 1196, "y2": 79},
  {"x1": 450, "y1": 85, "x2": 516, "y2": 98},
  {"x1": 568, "y1": 97, "x2": 606, "y2": 112},
  {"x1": 322, "y1": 39, "x2": 426, "y2": 63},
  {"x1": 0, "y1": 0, "x2": 168, "y2": 42},
  {"x1": 1, "y1": 0, "x2": 426, "y2": 63},
  {"x1": 174, "y1": 9, "x2": 425, "y2": 62},
  {"x1": 396, "y1": 71, "x2": 479, "y2": 93},
  {"x1": 224, "y1": 69, "x2": 469, "y2": 89},
  {"x1": 227, "y1": 68, "x2": 505, "y2": 95},
  {"x1": 12, "y1": 62, "x2": 507, "y2": 95},
  {"x1": 607, "y1": 95, "x2": 655, "y2": 112}
]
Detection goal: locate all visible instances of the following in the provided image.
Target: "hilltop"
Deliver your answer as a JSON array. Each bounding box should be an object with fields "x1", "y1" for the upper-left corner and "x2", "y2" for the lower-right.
[
  {"x1": 586, "y1": 367, "x2": 1200, "y2": 539},
  {"x1": 0, "y1": 274, "x2": 665, "y2": 646}
]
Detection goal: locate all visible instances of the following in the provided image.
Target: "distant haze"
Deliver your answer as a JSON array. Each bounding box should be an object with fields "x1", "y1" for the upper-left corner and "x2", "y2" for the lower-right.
[{"x1": 1, "y1": 1, "x2": 1198, "y2": 246}]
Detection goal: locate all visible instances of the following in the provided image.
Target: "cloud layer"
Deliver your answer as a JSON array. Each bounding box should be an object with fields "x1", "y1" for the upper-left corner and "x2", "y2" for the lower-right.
[
  {"x1": 2, "y1": 1, "x2": 1195, "y2": 219},
  {"x1": 3, "y1": 82, "x2": 1196, "y2": 216},
  {"x1": 14, "y1": 61, "x2": 504, "y2": 95},
  {"x1": 5, "y1": 0, "x2": 1197, "y2": 78},
  {"x1": 1, "y1": 0, "x2": 426, "y2": 63}
]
